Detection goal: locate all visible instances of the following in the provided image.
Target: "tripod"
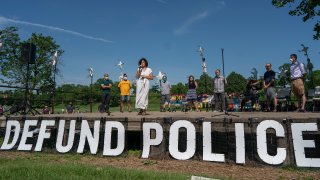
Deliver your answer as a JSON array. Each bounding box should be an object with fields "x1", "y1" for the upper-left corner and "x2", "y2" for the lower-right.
[{"x1": 212, "y1": 48, "x2": 239, "y2": 118}]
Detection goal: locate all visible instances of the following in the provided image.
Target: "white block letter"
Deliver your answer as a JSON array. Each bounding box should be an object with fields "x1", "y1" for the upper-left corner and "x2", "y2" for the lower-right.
[
  {"x1": 169, "y1": 120, "x2": 195, "y2": 160},
  {"x1": 18, "y1": 120, "x2": 38, "y2": 151},
  {"x1": 203, "y1": 122, "x2": 225, "y2": 162},
  {"x1": 142, "y1": 123, "x2": 163, "y2": 158},
  {"x1": 291, "y1": 123, "x2": 320, "y2": 167},
  {"x1": 103, "y1": 121, "x2": 125, "y2": 156},
  {"x1": 235, "y1": 123, "x2": 245, "y2": 164},
  {"x1": 34, "y1": 120, "x2": 55, "y2": 151},
  {"x1": 257, "y1": 120, "x2": 286, "y2": 165},
  {"x1": 77, "y1": 120, "x2": 100, "y2": 154},
  {"x1": 56, "y1": 120, "x2": 76, "y2": 153},
  {"x1": 0, "y1": 120, "x2": 21, "y2": 150}
]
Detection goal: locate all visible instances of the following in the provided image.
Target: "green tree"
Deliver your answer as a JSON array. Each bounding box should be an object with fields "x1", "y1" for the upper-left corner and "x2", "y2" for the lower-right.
[
  {"x1": 272, "y1": 0, "x2": 320, "y2": 40},
  {"x1": 277, "y1": 63, "x2": 291, "y2": 87},
  {"x1": 171, "y1": 82, "x2": 188, "y2": 95},
  {"x1": 0, "y1": 26, "x2": 63, "y2": 90},
  {"x1": 225, "y1": 72, "x2": 247, "y2": 94},
  {"x1": 196, "y1": 73, "x2": 213, "y2": 95}
]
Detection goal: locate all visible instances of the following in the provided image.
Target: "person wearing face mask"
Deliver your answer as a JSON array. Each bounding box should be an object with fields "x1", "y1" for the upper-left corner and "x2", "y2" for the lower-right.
[
  {"x1": 213, "y1": 69, "x2": 227, "y2": 112},
  {"x1": 160, "y1": 75, "x2": 172, "y2": 112},
  {"x1": 118, "y1": 73, "x2": 132, "y2": 113},
  {"x1": 290, "y1": 54, "x2": 307, "y2": 112},
  {"x1": 100, "y1": 73, "x2": 113, "y2": 115},
  {"x1": 263, "y1": 63, "x2": 277, "y2": 112}
]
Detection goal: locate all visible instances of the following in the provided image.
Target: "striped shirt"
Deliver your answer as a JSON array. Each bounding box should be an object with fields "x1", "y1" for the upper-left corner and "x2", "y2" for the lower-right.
[
  {"x1": 290, "y1": 61, "x2": 306, "y2": 80},
  {"x1": 213, "y1": 76, "x2": 227, "y2": 93}
]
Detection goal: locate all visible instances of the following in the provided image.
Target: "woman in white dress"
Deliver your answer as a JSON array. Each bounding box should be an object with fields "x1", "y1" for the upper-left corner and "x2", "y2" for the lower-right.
[{"x1": 136, "y1": 58, "x2": 153, "y2": 115}]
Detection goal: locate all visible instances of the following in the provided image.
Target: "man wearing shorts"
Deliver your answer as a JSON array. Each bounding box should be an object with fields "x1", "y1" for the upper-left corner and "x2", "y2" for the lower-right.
[
  {"x1": 263, "y1": 63, "x2": 277, "y2": 112},
  {"x1": 160, "y1": 75, "x2": 172, "y2": 112},
  {"x1": 290, "y1": 54, "x2": 306, "y2": 112},
  {"x1": 118, "y1": 73, "x2": 132, "y2": 112}
]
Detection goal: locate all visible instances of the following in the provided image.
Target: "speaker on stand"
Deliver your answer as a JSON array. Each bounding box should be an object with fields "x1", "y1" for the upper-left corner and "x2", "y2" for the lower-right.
[{"x1": 20, "y1": 42, "x2": 40, "y2": 115}]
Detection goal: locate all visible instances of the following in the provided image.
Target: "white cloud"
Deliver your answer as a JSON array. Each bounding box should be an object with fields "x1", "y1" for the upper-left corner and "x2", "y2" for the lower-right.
[
  {"x1": 0, "y1": 16, "x2": 113, "y2": 43},
  {"x1": 174, "y1": 11, "x2": 209, "y2": 35}
]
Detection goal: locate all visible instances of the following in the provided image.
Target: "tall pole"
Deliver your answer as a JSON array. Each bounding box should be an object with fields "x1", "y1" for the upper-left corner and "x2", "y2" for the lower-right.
[
  {"x1": 221, "y1": 48, "x2": 225, "y2": 78},
  {"x1": 52, "y1": 63, "x2": 56, "y2": 114},
  {"x1": 24, "y1": 62, "x2": 30, "y2": 114},
  {"x1": 90, "y1": 75, "x2": 93, "y2": 113}
]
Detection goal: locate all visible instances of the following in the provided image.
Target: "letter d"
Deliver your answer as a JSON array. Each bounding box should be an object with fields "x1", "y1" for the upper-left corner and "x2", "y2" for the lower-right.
[{"x1": 1, "y1": 120, "x2": 21, "y2": 150}]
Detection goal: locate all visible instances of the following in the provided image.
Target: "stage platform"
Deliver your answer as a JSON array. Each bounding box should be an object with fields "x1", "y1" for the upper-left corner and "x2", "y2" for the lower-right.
[{"x1": 1, "y1": 111, "x2": 319, "y2": 131}]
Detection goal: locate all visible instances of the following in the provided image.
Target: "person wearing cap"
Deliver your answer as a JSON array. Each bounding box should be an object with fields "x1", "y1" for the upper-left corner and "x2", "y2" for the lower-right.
[
  {"x1": 160, "y1": 75, "x2": 172, "y2": 112},
  {"x1": 290, "y1": 54, "x2": 307, "y2": 112},
  {"x1": 118, "y1": 73, "x2": 132, "y2": 112},
  {"x1": 100, "y1": 73, "x2": 113, "y2": 114},
  {"x1": 136, "y1": 58, "x2": 153, "y2": 115}
]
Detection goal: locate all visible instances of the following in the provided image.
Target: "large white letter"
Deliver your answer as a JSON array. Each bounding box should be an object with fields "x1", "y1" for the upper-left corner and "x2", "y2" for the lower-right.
[
  {"x1": 56, "y1": 120, "x2": 76, "y2": 153},
  {"x1": 203, "y1": 122, "x2": 225, "y2": 162},
  {"x1": 141, "y1": 122, "x2": 163, "y2": 158},
  {"x1": 17, "y1": 120, "x2": 38, "y2": 151},
  {"x1": 169, "y1": 120, "x2": 195, "y2": 160},
  {"x1": 291, "y1": 123, "x2": 320, "y2": 167},
  {"x1": 257, "y1": 120, "x2": 286, "y2": 165},
  {"x1": 77, "y1": 120, "x2": 100, "y2": 154},
  {"x1": 235, "y1": 123, "x2": 245, "y2": 164},
  {"x1": 0, "y1": 120, "x2": 21, "y2": 150},
  {"x1": 103, "y1": 121, "x2": 125, "y2": 156},
  {"x1": 34, "y1": 120, "x2": 55, "y2": 151}
]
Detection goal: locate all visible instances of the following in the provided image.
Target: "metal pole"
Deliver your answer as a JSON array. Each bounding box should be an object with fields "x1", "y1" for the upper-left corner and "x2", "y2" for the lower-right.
[
  {"x1": 90, "y1": 75, "x2": 93, "y2": 113},
  {"x1": 52, "y1": 63, "x2": 56, "y2": 114},
  {"x1": 221, "y1": 48, "x2": 225, "y2": 78},
  {"x1": 24, "y1": 62, "x2": 30, "y2": 114}
]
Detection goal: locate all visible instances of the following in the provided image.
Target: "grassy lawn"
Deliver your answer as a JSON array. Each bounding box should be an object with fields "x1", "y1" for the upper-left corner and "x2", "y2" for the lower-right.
[
  {"x1": 0, "y1": 152, "x2": 189, "y2": 180},
  {"x1": 54, "y1": 95, "x2": 164, "y2": 113}
]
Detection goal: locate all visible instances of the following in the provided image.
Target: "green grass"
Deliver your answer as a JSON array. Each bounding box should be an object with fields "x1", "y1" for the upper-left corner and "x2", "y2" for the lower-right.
[
  {"x1": 53, "y1": 95, "x2": 164, "y2": 113},
  {"x1": 0, "y1": 152, "x2": 189, "y2": 180}
]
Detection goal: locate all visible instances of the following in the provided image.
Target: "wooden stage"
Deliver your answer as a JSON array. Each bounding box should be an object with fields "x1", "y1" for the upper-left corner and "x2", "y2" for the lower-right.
[{"x1": 1, "y1": 111, "x2": 319, "y2": 131}]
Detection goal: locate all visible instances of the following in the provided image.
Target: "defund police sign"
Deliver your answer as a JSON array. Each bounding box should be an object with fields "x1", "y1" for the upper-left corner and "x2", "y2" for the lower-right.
[{"x1": 1, "y1": 119, "x2": 319, "y2": 167}]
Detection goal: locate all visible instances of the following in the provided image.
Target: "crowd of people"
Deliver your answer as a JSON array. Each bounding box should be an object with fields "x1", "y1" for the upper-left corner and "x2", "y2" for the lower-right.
[{"x1": 96, "y1": 53, "x2": 309, "y2": 115}]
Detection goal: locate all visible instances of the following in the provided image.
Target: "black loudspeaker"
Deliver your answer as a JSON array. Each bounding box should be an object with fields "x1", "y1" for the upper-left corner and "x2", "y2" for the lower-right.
[{"x1": 21, "y1": 43, "x2": 36, "y2": 64}]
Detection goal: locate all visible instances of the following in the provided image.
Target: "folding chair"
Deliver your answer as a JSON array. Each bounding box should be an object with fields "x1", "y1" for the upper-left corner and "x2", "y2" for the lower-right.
[{"x1": 313, "y1": 86, "x2": 320, "y2": 112}]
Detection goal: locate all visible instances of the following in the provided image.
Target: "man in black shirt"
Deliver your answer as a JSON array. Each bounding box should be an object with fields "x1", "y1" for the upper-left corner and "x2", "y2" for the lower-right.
[
  {"x1": 100, "y1": 73, "x2": 113, "y2": 115},
  {"x1": 263, "y1": 63, "x2": 277, "y2": 112}
]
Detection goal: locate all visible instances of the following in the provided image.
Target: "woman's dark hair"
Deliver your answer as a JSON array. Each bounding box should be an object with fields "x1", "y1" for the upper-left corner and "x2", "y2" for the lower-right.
[
  {"x1": 188, "y1": 75, "x2": 195, "y2": 84},
  {"x1": 139, "y1": 58, "x2": 148, "y2": 67}
]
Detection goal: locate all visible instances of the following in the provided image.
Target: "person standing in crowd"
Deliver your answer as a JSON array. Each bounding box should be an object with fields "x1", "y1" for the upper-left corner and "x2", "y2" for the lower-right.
[
  {"x1": 136, "y1": 58, "x2": 153, "y2": 115},
  {"x1": 160, "y1": 75, "x2": 172, "y2": 112},
  {"x1": 290, "y1": 54, "x2": 307, "y2": 112},
  {"x1": 118, "y1": 73, "x2": 132, "y2": 113},
  {"x1": 186, "y1": 75, "x2": 199, "y2": 112},
  {"x1": 42, "y1": 105, "x2": 50, "y2": 114},
  {"x1": 263, "y1": 63, "x2": 277, "y2": 112},
  {"x1": 66, "y1": 102, "x2": 74, "y2": 114},
  {"x1": 100, "y1": 73, "x2": 113, "y2": 115},
  {"x1": 213, "y1": 69, "x2": 227, "y2": 112}
]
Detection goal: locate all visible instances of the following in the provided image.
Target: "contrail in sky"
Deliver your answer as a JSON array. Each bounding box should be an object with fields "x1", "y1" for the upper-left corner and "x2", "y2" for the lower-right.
[{"x1": 0, "y1": 16, "x2": 113, "y2": 43}]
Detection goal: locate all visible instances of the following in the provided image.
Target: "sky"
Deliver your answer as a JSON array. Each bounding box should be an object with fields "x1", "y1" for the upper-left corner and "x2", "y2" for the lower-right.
[{"x1": 0, "y1": 0, "x2": 319, "y2": 86}]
